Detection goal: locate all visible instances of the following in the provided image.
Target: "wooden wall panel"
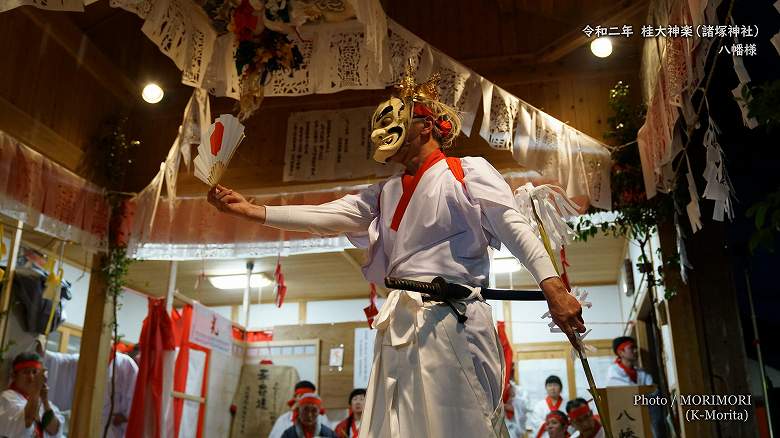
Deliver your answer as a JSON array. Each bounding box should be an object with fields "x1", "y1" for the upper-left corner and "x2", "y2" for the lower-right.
[{"x1": 272, "y1": 322, "x2": 367, "y2": 411}]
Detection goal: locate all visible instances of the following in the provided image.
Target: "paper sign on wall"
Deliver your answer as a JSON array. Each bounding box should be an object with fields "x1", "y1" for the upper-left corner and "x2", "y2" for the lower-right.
[
  {"x1": 353, "y1": 328, "x2": 375, "y2": 388},
  {"x1": 191, "y1": 302, "x2": 233, "y2": 355}
]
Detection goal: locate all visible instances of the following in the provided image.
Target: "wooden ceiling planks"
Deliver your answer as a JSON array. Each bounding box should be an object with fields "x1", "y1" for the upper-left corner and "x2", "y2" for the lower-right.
[{"x1": 0, "y1": 8, "x2": 131, "y2": 174}]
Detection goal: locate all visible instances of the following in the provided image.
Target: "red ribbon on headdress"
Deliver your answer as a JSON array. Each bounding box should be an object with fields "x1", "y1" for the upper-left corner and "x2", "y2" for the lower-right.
[
  {"x1": 546, "y1": 410, "x2": 569, "y2": 425},
  {"x1": 13, "y1": 360, "x2": 42, "y2": 372},
  {"x1": 298, "y1": 395, "x2": 322, "y2": 407},
  {"x1": 287, "y1": 387, "x2": 315, "y2": 407},
  {"x1": 616, "y1": 340, "x2": 634, "y2": 354},
  {"x1": 568, "y1": 404, "x2": 592, "y2": 421},
  {"x1": 413, "y1": 104, "x2": 452, "y2": 139}
]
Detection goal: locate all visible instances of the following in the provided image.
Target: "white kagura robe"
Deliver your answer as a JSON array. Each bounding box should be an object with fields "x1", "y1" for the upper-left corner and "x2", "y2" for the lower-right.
[
  {"x1": 0, "y1": 389, "x2": 65, "y2": 437},
  {"x1": 44, "y1": 351, "x2": 138, "y2": 437},
  {"x1": 265, "y1": 156, "x2": 557, "y2": 438},
  {"x1": 605, "y1": 362, "x2": 653, "y2": 386}
]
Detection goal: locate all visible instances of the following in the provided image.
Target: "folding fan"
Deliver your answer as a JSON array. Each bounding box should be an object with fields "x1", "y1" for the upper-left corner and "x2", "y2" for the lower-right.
[{"x1": 193, "y1": 114, "x2": 246, "y2": 187}]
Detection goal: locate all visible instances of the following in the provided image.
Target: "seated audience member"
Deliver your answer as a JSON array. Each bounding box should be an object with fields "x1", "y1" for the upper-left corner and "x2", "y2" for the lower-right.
[
  {"x1": 529, "y1": 375, "x2": 568, "y2": 435},
  {"x1": 606, "y1": 336, "x2": 653, "y2": 386},
  {"x1": 281, "y1": 393, "x2": 337, "y2": 438},
  {"x1": 536, "y1": 410, "x2": 570, "y2": 438},
  {"x1": 0, "y1": 352, "x2": 64, "y2": 437},
  {"x1": 565, "y1": 398, "x2": 604, "y2": 438},
  {"x1": 270, "y1": 380, "x2": 330, "y2": 438},
  {"x1": 334, "y1": 388, "x2": 365, "y2": 438}
]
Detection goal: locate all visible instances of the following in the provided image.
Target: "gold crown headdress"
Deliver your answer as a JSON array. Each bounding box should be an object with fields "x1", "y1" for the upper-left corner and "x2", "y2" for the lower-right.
[{"x1": 395, "y1": 60, "x2": 441, "y2": 102}]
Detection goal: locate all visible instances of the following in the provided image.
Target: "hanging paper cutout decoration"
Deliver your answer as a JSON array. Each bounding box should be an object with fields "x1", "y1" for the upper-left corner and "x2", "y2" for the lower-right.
[
  {"x1": 701, "y1": 116, "x2": 734, "y2": 222},
  {"x1": 363, "y1": 283, "x2": 379, "y2": 329},
  {"x1": 685, "y1": 155, "x2": 703, "y2": 233},
  {"x1": 273, "y1": 259, "x2": 287, "y2": 308},
  {"x1": 193, "y1": 114, "x2": 246, "y2": 187}
]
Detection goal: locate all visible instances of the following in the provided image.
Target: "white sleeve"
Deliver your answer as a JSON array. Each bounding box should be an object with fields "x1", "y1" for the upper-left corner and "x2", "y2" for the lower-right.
[
  {"x1": 483, "y1": 205, "x2": 558, "y2": 283},
  {"x1": 268, "y1": 412, "x2": 292, "y2": 438},
  {"x1": 264, "y1": 184, "x2": 381, "y2": 236},
  {"x1": 0, "y1": 393, "x2": 34, "y2": 437},
  {"x1": 527, "y1": 400, "x2": 543, "y2": 432},
  {"x1": 459, "y1": 157, "x2": 557, "y2": 283}
]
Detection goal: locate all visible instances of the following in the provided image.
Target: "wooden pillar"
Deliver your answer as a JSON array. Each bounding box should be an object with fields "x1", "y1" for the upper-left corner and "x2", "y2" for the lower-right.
[
  {"x1": 70, "y1": 253, "x2": 113, "y2": 437},
  {"x1": 299, "y1": 300, "x2": 308, "y2": 325},
  {"x1": 0, "y1": 220, "x2": 23, "y2": 349},
  {"x1": 165, "y1": 260, "x2": 178, "y2": 313},
  {"x1": 231, "y1": 305, "x2": 239, "y2": 323},
  {"x1": 657, "y1": 221, "x2": 714, "y2": 438},
  {"x1": 685, "y1": 222, "x2": 756, "y2": 436}
]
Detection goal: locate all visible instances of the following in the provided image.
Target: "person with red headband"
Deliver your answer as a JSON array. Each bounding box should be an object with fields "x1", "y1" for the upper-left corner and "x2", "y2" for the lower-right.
[
  {"x1": 281, "y1": 393, "x2": 337, "y2": 438},
  {"x1": 565, "y1": 398, "x2": 604, "y2": 438},
  {"x1": 208, "y1": 68, "x2": 584, "y2": 437},
  {"x1": 529, "y1": 375, "x2": 569, "y2": 436},
  {"x1": 535, "y1": 410, "x2": 571, "y2": 438},
  {"x1": 0, "y1": 352, "x2": 63, "y2": 437},
  {"x1": 607, "y1": 337, "x2": 666, "y2": 437},
  {"x1": 269, "y1": 380, "x2": 332, "y2": 438},
  {"x1": 606, "y1": 336, "x2": 653, "y2": 386},
  {"x1": 334, "y1": 388, "x2": 366, "y2": 438}
]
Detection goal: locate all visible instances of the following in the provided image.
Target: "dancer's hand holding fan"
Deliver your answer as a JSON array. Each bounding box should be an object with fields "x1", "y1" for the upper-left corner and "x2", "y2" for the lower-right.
[{"x1": 194, "y1": 114, "x2": 246, "y2": 187}]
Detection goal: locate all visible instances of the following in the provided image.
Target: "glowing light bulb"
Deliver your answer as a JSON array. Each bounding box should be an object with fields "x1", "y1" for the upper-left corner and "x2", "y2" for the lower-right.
[
  {"x1": 590, "y1": 37, "x2": 613, "y2": 58},
  {"x1": 142, "y1": 83, "x2": 164, "y2": 104}
]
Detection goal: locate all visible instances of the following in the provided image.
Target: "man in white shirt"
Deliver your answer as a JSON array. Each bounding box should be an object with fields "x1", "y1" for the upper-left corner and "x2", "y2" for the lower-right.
[
  {"x1": 528, "y1": 375, "x2": 568, "y2": 436},
  {"x1": 606, "y1": 336, "x2": 653, "y2": 386},
  {"x1": 208, "y1": 71, "x2": 586, "y2": 437},
  {"x1": 268, "y1": 380, "x2": 331, "y2": 438},
  {"x1": 606, "y1": 336, "x2": 665, "y2": 437},
  {"x1": 0, "y1": 352, "x2": 64, "y2": 437}
]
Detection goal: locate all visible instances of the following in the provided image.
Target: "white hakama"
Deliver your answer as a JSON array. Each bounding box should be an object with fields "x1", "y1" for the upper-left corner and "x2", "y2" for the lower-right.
[{"x1": 265, "y1": 156, "x2": 557, "y2": 438}]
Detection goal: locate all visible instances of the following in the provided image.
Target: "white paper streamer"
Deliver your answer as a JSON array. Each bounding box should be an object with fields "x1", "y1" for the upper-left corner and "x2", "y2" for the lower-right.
[
  {"x1": 164, "y1": 137, "x2": 180, "y2": 215},
  {"x1": 684, "y1": 155, "x2": 703, "y2": 233},
  {"x1": 514, "y1": 183, "x2": 581, "y2": 251},
  {"x1": 701, "y1": 115, "x2": 735, "y2": 222},
  {"x1": 179, "y1": 88, "x2": 212, "y2": 170}
]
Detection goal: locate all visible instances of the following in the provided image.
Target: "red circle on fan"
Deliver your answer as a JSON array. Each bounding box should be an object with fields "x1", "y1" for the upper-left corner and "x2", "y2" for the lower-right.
[{"x1": 210, "y1": 121, "x2": 225, "y2": 155}]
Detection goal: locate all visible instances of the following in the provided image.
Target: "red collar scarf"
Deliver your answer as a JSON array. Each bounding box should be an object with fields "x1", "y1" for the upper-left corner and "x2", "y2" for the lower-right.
[
  {"x1": 615, "y1": 357, "x2": 638, "y2": 383},
  {"x1": 390, "y1": 148, "x2": 447, "y2": 231},
  {"x1": 545, "y1": 396, "x2": 562, "y2": 411},
  {"x1": 350, "y1": 417, "x2": 359, "y2": 437}
]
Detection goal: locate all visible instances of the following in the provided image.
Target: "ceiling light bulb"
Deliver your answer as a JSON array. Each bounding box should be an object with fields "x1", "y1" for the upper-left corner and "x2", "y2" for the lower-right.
[
  {"x1": 590, "y1": 37, "x2": 613, "y2": 58},
  {"x1": 142, "y1": 83, "x2": 164, "y2": 104},
  {"x1": 208, "y1": 274, "x2": 272, "y2": 290}
]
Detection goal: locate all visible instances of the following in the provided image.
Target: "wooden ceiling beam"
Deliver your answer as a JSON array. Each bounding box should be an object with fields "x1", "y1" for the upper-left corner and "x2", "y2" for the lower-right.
[
  {"x1": 0, "y1": 94, "x2": 83, "y2": 171},
  {"x1": 534, "y1": 0, "x2": 649, "y2": 64},
  {"x1": 20, "y1": 7, "x2": 139, "y2": 107}
]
